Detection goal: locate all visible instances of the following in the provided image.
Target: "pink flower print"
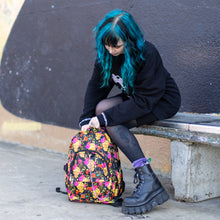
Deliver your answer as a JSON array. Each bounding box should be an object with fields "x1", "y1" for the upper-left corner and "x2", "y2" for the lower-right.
[
  {"x1": 72, "y1": 138, "x2": 77, "y2": 144},
  {"x1": 78, "y1": 159, "x2": 82, "y2": 164},
  {"x1": 92, "y1": 185, "x2": 98, "y2": 190},
  {"x1": 114, "y1": 152, "x2": 118, "y2": 159},
  {"x1": 107, "y1": 152, "x2": 111, "y2": 159},
  {"x1": 100, "y1": 137, "x2": 106, "y2": 143},
  {"x1": 99, "y1": 181, "x2": 103, "y2": 186},
  {"x1": 84, "y1": 158, "x2": 89, "y2": 165},
  {"x1": 111, "y1": 183, "x2": 115, "y2": 189},
  {"x1": 105, "y1": 181, "x2": 109, "y2": 187},
  {"x1": 73, "y1": 164, "x2": 78, "y2": 169},
  {"x1": 79, "y1": 175, "x2": 84, "y2": 182},
  {"x1": 86, "y1": 143, "x2": 90, "y2": 149},
  {"x1": 102, "y1": 163, "x2": 106, "y2": 168},
  {"x1": 74, "y1": 181, "x2": 79, "y2": 186}
]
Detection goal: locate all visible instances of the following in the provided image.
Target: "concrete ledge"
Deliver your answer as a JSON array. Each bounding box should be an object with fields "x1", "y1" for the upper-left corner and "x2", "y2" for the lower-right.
[
  {"x1": 171, "y1": 141, "x2": 220, "y2": 202},
  {"x1": 154, "y1": 113, "x2": 220, "y2": 134},
  {"x1": 131, "y1": 113, "x2": 220, "y2": 147},
  {"x1": 132, "y1": 113, "x2": 220, "y2": 202}
]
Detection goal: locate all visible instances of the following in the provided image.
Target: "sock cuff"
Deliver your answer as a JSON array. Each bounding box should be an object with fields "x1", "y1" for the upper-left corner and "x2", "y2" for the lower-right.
[{"x1": 132, "y1": 157, "x2": 149, "y2": 168}]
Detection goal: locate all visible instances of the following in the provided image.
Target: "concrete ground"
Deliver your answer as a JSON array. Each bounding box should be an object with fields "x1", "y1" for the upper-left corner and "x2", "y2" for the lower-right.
[{"x1": 0, "y1": 141, "x2": 219, "y2": 220}]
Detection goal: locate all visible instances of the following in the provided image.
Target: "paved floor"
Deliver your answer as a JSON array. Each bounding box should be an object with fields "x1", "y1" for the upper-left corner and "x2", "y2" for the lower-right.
[{"x1": 0, "y1": 141, "x2": 219, "y2": 220}]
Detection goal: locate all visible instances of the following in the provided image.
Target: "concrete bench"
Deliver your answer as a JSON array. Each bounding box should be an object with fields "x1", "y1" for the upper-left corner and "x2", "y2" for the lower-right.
[{"x1": 131, "y1": 113, "x2": 220, "y2": 202}]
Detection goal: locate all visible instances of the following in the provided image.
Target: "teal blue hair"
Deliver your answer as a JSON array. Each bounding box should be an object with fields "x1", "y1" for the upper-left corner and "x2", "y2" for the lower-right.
[{"x1": 94, "y1": 9, "x2": 146, "y2": 94}]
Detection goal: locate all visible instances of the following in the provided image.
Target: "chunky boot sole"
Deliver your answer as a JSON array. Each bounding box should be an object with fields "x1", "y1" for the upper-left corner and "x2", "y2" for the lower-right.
[{"x1": 122, "y1": 189, "x2": 169, "y2": 215}]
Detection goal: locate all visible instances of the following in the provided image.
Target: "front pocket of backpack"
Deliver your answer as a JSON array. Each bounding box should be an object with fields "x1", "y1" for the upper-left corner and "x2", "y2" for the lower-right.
[{"x1": 70, "y1": 150, "x2": 112, "y2": 202}]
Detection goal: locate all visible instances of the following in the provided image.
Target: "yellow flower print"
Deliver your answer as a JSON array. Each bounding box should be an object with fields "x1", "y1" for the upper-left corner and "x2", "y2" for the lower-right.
[
  {"x1": 73, "y1": 167, "x2": 80, "y2": 178},
  {"x1": 92, "y1": 188, "x2": 101, "y2": 198},
  {"x1": 102, "y1": 141, "x2": 109, "y2": 151},
  {"x1": 77, "y1": 182, "x2": 84, "y2": 193},
  {"x1": 114, "y1": 188, "x2": 119, "y2": 196},
  {"x1": 88, "y1": 143, "x2": 96, "y2": 151},
  {"x1": 108, "y1": 181, "x2": 112, "y2": 190},
  {"x1": 96, "y1": 188, "x2": 100, "y2": 195},
  {"x1": 78, "y1": 152, "x2": 85, "y2": 158},
  {"x1": 104, "y1": 133, "x2": 111, "y2": 142},
  {"x1": 69, "y1": 194, "x2": 79, "y2": 201},
  {"x1": 73, "y1": 140, "x2": 81, "y2": 151},
  {"x1": 83, "y1": 177, "x2": 89, "y2": 182},
  {"x1": 103, "y1": 167, "x2": 108, "y2": 176},
  {"x1": 95, "y1": 132, "x2": 102, "y2": 140}
]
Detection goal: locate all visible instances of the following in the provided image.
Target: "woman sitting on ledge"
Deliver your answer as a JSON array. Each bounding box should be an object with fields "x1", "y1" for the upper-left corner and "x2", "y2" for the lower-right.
[{"x1": 79, "y1": 9, "x2": 181, "y2": 215}]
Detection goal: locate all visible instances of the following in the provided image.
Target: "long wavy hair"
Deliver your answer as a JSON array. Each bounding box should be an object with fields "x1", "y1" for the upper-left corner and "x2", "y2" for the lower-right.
[{"x1": 94, "y1": 9, "x2": 146, "y2": 94}]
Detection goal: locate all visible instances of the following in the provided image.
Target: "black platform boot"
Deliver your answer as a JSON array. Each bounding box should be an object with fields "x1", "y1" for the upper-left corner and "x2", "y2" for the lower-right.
[{"x1": 122, "y1": 164, "x2": 169, "y2": 215}]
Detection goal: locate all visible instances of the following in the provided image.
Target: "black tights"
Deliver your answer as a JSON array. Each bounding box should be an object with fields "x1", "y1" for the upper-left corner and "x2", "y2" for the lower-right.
[{"x1": 95, "y1": 96, "x2": 145, "y2": 163}]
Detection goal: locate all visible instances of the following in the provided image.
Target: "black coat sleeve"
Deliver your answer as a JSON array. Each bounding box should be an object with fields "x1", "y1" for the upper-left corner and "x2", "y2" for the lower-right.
[
  {"x1": 100, "y1": 44, "x2": 167, "y2": 126},
  {"x1": 79, "y1": 61, "x2": 114, "y2": 127}
]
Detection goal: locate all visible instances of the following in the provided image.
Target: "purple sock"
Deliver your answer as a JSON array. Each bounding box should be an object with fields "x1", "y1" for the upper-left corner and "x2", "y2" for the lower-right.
[{"x1": 132, "y1": 157, "x2": 149, "y2": 169}]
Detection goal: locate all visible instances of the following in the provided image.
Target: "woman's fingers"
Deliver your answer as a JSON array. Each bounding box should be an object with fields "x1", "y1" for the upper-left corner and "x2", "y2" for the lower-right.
[
  {"x1": 81, "y1": 124, "x2": 90, "y2": 131},
  {"x1": 89, "y1": 117, "x2": 100, "y2": 128}
]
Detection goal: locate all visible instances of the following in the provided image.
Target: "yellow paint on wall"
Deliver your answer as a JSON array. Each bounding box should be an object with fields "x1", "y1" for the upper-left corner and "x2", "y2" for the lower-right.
[
  {"x1": 160, "y1": 163, "x2": 170, "y2": 174},
  {"x1": 0, "y1": 0, "x2": 25, "y2": 62},
  {"x1": 0, "y1": 100, "x2": 76, "y2": 154},
  {"x1": 2, "y1": 121, "x2": 42, "y2": 134}
]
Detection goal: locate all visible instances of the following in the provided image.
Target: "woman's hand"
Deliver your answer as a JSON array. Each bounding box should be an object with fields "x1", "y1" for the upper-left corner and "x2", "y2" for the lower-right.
[
  {"x1": 81, "y1": 124, "x2": 90, "y2": 131},
  {"x1": 81, "y1": 117, "x2": 100, "y2": 131},
  {"x1": 88, "y1": 117, "x2": 100, "y2": 129}
]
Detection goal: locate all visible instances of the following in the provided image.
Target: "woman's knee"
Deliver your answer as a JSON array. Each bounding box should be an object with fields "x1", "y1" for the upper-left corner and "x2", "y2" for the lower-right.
[
  {"x1": 95, "y1": 100, "x2": 107, "y2": 115},
  {"x1": 95, "y1": 97, "x2": 123, "y2": 116}
]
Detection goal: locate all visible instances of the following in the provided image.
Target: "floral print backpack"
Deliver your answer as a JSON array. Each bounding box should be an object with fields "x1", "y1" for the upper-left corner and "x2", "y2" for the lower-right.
[{"x1": 64, "y1": 127, "x2": 125, "y2": 205}]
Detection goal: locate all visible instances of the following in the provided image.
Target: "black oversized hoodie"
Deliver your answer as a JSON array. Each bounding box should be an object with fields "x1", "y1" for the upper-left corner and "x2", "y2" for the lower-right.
[{"x1": 79, "y1": 41, "x2": 181, "y2": 128}]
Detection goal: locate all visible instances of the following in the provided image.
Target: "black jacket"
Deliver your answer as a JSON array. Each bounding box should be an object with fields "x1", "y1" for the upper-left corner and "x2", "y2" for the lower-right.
[{"x1": 79, "y1": 41, "x2": 181, "y2": 127}]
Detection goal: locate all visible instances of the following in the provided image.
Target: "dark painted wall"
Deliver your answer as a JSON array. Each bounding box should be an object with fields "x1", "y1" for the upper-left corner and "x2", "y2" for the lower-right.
[{"x1": 0, "y1": 0, "x2": 219, "y2": 128}]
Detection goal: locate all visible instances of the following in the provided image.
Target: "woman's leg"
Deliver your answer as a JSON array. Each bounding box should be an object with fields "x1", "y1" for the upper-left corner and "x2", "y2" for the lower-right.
[
  {"x1": 96, "y1": 96, "x2": 169, "y2": 215},
  {"x1": 95, "y1": 96, "x2": 145, "y2": 163}
]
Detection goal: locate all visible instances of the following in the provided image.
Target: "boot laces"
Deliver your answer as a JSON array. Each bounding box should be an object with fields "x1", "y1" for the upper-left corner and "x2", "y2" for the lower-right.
[
  {"x1": 133, "y1": 172, "x2": 139, "y2": 184},
  {"x1": 133, "y1": 171, "x2": 144, "y2": 193}
]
